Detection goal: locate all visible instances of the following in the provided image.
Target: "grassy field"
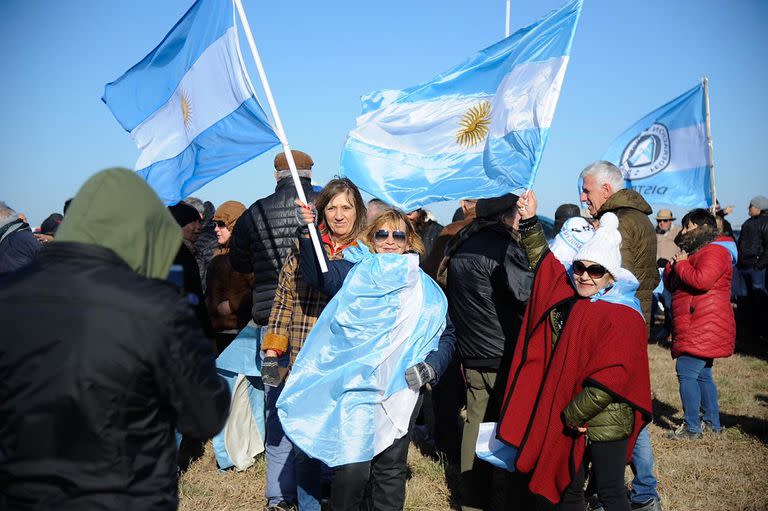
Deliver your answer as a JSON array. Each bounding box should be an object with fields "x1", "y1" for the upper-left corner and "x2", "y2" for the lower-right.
[{"x1": 179, "y1": 342, "x2": 768, "y2": 511}]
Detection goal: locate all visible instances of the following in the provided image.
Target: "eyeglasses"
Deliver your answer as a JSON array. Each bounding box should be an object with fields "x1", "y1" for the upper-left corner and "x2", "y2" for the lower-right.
[
  {"x1": 572, "y1": 260, "x2": 608, "y2": 279},
  {"x1": 213, "y1": 220, "x2": 227, "y2": 229},
  {"x1": 658, "y1": 219, "x2": 672, "y2": 223},
  {"x1": 373, "y1": 229, "x2": 407, "y2": 243}
]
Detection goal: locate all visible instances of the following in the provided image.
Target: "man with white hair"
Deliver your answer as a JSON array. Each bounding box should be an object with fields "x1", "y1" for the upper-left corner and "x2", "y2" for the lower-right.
[
  {"x1": 579, "y1": 161, "x2": 661, "y2": 511},
  {"x1": 0, "y1": 201, "x2": 40, "y2": 276},
  {"x1": 580, "y1": 161, "x2": 658, "y2": 322}
]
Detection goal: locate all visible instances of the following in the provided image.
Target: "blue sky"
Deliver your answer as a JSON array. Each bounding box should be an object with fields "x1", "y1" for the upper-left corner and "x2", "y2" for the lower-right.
[{"x1": 2, "y1": 0, "x2": 766, "y2": 228}]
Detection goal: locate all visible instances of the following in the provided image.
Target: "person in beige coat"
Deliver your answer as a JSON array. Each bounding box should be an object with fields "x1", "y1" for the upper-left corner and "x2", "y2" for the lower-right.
[{"x1": 655, "y1": 209, "x2": 681, "y2": 263}]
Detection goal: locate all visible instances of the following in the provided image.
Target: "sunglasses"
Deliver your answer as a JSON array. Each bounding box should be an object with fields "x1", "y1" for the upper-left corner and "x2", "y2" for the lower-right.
[
  {"x1": 213, "y1": 220, "x2": 227, "y2": 229},
  {"x1": 373, "y1": 229, "x2": 407, "y2": 242},
  {"x1": 572, "y1": 260, "x2": 608, "y2": 279}
]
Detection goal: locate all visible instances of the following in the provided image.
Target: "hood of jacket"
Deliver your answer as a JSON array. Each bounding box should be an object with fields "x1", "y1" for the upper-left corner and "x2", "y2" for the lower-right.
[
  {"x1": 55, "y1": 167, "x2": 182, "y2": 279},
  {"x1": 597, "y1": 189, "x2": 653, "y2": 218}
]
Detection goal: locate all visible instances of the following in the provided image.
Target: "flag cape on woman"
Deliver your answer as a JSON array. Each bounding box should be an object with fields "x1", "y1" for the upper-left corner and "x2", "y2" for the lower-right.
[{"x1": 277, "y1": 244, "x2": 447, "y2": 467}]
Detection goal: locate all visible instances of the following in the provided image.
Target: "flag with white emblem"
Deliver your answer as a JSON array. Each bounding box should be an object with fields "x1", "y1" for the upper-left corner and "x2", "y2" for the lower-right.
[
  {"x1": 340, "y1": 0, "x2": 582, "y2": 211},
  {"x1": 603, "y1": 83, "x2": 711, "y2": 208},
  {"x1": 103, "y1": 0, "x2": 280, "y2": 205}
]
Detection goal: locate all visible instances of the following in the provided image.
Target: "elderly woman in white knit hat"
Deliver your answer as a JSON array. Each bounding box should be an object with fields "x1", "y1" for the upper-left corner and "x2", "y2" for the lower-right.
[{"x1": 497, "y1": 204, "x2": 653, "y2": 511}]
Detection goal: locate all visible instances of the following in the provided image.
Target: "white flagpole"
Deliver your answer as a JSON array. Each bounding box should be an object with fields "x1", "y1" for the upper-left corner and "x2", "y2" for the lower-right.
[
  {"x1": 233, "y1": 0, "x2": 328, "y2": 272},
  {"x1": 505, "y1": 0, "x2": 511, "y2": 37},
  {"x1": 702, "y1": 76, "x2": 717, "y2": 213}
]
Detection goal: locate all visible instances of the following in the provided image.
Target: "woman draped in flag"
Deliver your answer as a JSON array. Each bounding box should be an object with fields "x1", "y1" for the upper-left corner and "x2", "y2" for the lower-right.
[
  {"x1": 278, "y1": 206, "x2": 456, "y2": 511},
  {"x1": 497, "y1": 193, "x2": 652, "y2": 511},
  {"x1": 260, "y1": 178, "x2": 367, "y2": 511}
]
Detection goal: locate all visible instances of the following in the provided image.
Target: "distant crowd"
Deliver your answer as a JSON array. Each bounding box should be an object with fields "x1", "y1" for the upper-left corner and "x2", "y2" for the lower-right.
[{"x1": 0, "y1": 153, "x2": 766, "y2": 511}]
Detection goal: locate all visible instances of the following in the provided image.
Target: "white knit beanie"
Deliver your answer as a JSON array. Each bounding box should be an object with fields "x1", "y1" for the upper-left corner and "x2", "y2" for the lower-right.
[
  {"x1": 573, "y1": 212, "x2": 622, "y2": 278},
  {"x1": 549, "y1": 217, "x2": 595, "y2": 265}
]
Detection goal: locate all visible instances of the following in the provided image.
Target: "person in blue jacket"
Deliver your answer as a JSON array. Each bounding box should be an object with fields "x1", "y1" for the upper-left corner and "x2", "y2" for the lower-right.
[{"x1": 294, "y1": 202, "x2": 456, "y2": 511}]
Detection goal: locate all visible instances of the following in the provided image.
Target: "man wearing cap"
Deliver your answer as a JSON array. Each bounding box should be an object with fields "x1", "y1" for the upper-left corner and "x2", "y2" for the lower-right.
[
  {"x1": 437, "y1": 193, "x2": 538, "y2": 511},
  {"x1": 737, "y1": 195, "x2": 768, "y2": 340},
  {"x1": 655, "y1": 209, "x2": 680, "y2": 263},
  {"x1": 229, "y1": 150, "x2": 317, "y2": 511}
]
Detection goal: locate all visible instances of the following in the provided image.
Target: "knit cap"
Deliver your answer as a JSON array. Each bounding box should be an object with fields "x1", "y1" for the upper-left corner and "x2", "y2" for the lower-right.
[
  {"x1": 750, "y1": 195, "x2": 768, "y2": 211},
  {"x1": 550, "y1": 216, "x2": 595, "y2": 266},
  {"x1": 168, "y1": 201, "x2": 201, "y2": 227},
  {"x1": 573, "y1": 212, "x2": 622, "y2": 278},
  {"x1": 213, "y1": 200, "x2": 246, "y2": 231}
]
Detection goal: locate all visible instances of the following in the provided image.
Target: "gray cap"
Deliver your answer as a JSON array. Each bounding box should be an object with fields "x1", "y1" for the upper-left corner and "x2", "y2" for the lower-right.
[{"x1": 750, "y1": 195, "x2": 768, "y2": 211}]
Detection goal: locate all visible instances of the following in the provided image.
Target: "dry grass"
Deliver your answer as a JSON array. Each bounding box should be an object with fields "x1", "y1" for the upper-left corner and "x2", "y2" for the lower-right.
[{"x1": 180, "y1": 343, "x2": 768, "y2": 511}]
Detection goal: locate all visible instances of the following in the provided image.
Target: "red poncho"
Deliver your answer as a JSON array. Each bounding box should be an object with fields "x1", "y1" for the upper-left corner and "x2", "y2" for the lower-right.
[{"x1": 497, "y1": 252, "x2": 652, "y2": 504}]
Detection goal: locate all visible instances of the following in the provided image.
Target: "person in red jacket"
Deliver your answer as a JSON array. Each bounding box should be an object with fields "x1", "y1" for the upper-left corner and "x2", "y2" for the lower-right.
[{"x1": 664, "y1": 208, "x2": 736, "y2": 439}]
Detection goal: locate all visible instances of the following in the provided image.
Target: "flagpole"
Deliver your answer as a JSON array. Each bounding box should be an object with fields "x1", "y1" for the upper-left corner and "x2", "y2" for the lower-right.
[
  {"x1": 703, "y1": 76, "x2": 717, "y2": 213},
  {"x1": 233, "y1": 0, "x2": 328, "y2": 272},
  {"x1": 505, "y1": 0, "x2": 511, "y2": 37}
]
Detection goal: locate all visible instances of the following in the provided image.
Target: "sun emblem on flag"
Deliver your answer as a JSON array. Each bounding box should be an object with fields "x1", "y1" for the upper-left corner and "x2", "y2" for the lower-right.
[
  {"x1": 456, "y1": 101, "x2": 492, "y2": 148},
  {"x1": 180, "y1": 89, "x2": 193, "y2": 130}
]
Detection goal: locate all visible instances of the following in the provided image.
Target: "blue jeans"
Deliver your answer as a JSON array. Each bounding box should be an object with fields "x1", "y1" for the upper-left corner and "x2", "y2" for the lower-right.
[
  {"x1": 629, "y1": 426, "x2": 659, "y2": 503},
  {"x1": 676, "y1": 355, "x2": 720, "y2": 433},
  {"x1": 265, "y1": 381, "x2": 297, "y2": 506}
]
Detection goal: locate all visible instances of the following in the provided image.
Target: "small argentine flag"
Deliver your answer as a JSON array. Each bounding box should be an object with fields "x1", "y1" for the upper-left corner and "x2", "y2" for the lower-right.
[
  {"x1": 340, "y1": 0, "x2": 582, "y2": 211},
  {"x1": 103, "y1": 0, "x2": 280, "y2": 205}
]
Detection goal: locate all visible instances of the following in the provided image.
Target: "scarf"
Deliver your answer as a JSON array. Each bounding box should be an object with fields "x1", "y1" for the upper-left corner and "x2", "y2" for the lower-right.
[{"x1": 674, "y1": 225, "x2": 717, "y2": 254}]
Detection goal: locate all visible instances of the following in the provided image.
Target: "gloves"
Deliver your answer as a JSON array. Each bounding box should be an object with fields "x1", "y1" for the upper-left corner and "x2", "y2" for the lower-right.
[
  {"x1": 405, "y1": 362, "x2": 436, "y2": 391},
  {"x1": 261, "y1": 356, "x2": 282, "y2": 387},
  {"x1": 294, "y1": 202, "x2": 317, "y2": 227}
]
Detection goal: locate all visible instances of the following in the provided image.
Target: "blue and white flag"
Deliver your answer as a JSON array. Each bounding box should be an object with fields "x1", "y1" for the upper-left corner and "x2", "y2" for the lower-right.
[
  {"x1": 211, "y1": 324, "x2": 265, "y2": 471},
  {"x1": 603, "y1": 83, "x2": 711, "y2": 208},
  {"x1": 340, "y1": 0, "x2": 582, "y2": 211},
  {"x1": 103, "y1": 0, "x2": 280, "y2": 205},
  {"x1": 276, "y1": 244, "x2": 447, "y2": 467}
]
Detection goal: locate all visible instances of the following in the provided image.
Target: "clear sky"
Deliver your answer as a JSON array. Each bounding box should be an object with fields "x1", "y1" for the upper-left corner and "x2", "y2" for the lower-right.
[{"x1": 2, "y1": 0, "x2": 767, "y2": 229}]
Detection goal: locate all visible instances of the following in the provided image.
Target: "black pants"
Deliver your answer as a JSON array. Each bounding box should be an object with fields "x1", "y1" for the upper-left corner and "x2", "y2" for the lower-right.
[
  {"x1": 430, "y1": 355, "x2": 465, "y2": 463},
  {"x1": 330, "y1": 393, "x2": 423, "y2": 511},
  {"x1": 558, "y1": 439, "x2": 630, "y2": 511}
]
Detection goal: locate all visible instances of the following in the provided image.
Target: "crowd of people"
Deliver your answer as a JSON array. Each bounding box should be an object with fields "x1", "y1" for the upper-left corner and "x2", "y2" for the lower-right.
[{"x1": 0, "y1": 154, "x2": 766, "y2": 511}]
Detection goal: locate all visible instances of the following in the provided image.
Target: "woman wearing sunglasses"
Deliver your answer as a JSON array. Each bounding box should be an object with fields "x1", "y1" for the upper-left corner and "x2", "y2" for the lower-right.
[
  {"x1": 204, "y1": 201, "x2": 254, "y2": 353},
  {"x1": 279, "y1": 204, "x2": 456, "y2": 511},
  {"x1": 497, "y1": 196, "x2": 652, "y2": 511}
]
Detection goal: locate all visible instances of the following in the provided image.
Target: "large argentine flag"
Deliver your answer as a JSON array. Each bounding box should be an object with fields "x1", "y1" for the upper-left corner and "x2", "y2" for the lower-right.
[
  {"x1": 276, "y1": 244, "x2": 447, "y2": 467},
  {"x1": 603, "y1": 83, "x2": 711, "y2": 208},
  {"x1": 103, "y1": 0, "x2": 280, "y2": 205},
  {"x1": 340, "y1": 0, "x2": 582, "y2": 211}
]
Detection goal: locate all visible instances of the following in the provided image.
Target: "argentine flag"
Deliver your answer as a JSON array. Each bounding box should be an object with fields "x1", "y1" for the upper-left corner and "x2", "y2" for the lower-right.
[
  {"x1": 276, "y1": 244, "x2": 447, "y2": 467},
  {"x1": 603, "y1": 83, "x2": 711, "y2": 208},
  {"x1": 103, "y1": 0, "x2": 280, "y2": 205},
  {"x1": 340, "y1": 0, "x2": 582, "y2": 211}
]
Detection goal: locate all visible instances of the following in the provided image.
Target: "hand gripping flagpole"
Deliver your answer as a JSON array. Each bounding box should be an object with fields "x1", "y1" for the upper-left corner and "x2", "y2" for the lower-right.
[
  {"x1": 233, "y1": 0, "x2": 328, "y2": 273},
  {"x1": 703, "y1": 76, "x2": 717, "y2": 213}
]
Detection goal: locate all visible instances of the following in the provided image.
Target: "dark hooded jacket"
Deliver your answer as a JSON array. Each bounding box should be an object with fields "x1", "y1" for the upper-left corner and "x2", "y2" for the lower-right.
[
  {"x1": 0, "y1": 219, "x2": 40, "y2": 276},
  {"x1": 738, "y1": 210, "x2": 768, "y2": 270},
  {"x1": 229, "y1": 176, "x2": 317, "y2": 325},
  {"x1": 0, "y1": 168, "x2": 229, "y2": 511},
  {"x1": 596, "y1": 189, "x2": 659, "y2": 324}
]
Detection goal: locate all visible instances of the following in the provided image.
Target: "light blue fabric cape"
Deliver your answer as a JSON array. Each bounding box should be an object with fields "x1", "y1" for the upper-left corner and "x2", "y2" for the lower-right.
[{"x1": 276, "y1": 244, "x2": 447, "y2": 467}]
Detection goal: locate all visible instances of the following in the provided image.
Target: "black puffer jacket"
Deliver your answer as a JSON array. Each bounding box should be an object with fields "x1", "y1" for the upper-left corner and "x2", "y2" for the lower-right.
[
  {"x1": 229, "y1": 177, "x2": 318, "y2": 325},
  {"x1": 0, "y1": 243, "x2": 229, "y2": 511},
  {"x1": 738, "y1": 211, "x2": 768, "y2": 270},
  {"x1": 442, "y1": 222, "x2": 533, "y2": 369}
]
